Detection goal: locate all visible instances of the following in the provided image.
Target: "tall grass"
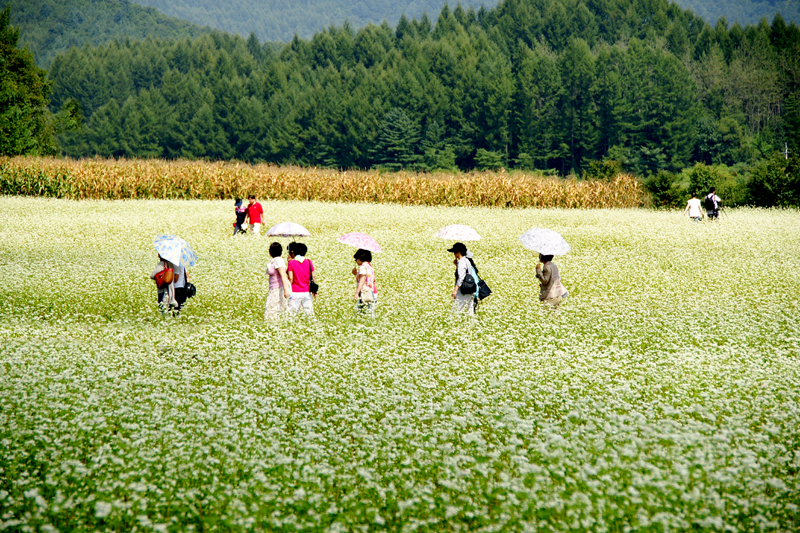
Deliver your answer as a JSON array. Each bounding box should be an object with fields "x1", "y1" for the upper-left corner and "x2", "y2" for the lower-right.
[{"x1": 0, "y1": 157, "x2": 650, "y2": 208}]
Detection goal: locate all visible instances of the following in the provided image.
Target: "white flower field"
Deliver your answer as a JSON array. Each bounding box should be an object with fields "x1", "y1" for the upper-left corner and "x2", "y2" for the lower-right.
[{"x1": 1, "y1": 197, "x2": 799, "y2": 532}]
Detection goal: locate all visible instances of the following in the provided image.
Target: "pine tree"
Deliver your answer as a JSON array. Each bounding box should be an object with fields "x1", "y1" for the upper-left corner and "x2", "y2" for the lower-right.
[
  {"x1": 558, "y1": 37, "x2": 597, "y2": 173},
  {"x1": 372, "y1": 108, "x2": 423, "y2": 170},
  {"x1": 515, "y1": 42, "x2": 562, "y2": 169},
  {"x1": 0, "y1": 6, "x2": 56, "y2": 155}
]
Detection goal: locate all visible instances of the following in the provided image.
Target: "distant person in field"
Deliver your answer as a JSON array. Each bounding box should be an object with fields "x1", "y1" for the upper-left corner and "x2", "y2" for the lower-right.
[
  {"x1": 352, "y1": 248, "x2": 377, "y2": 315},
  {"x1": 463, "y1": 247, "x2": 487, "y2": 312},
  {"x1": 450, "y1": 242, "x2": 477, "y2": 315},
  {"x1": 265, "y1": 242, "x2": 291, "y2": 319},
  {"x1": 150, "y1": 254, "x2": 178, "y2": 315},
  {"x1": 535, "y1": 254, "x2": 568, "y2": 308},
  {"x1": 704, "y1": 187, "x2": 722, "y2": 220},
  {"x1": 286, "y1": 242, "x2": 317, "y2": 317},
  {"x1": 684, "y1": 192, "x2": 704, "y2": 222},
  {"x1": 245, "y1": 195, "x2": 264, "y2": 237},
  {"x1": 233, "y1": 198, "x2": 247, "y2": 235}
]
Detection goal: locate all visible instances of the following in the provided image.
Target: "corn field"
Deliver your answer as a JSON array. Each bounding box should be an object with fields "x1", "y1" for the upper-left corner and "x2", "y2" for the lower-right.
[{"x1": 0, "y1": 157, "x2": 650, "y2": 208}]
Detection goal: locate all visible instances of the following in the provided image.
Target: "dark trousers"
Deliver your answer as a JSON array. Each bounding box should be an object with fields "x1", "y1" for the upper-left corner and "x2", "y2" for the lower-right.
[
  {"x1": 158, "y1": 288, "x2": 187, "y2": 315},
  {"x1": 174, "y1": 287, "x2": 188, "y2": 311}
]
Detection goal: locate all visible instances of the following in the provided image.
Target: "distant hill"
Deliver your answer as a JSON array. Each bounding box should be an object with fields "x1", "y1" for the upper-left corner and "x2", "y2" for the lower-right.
[
  {"x1": 132, "y1": 0, "x2": 798, "y2": 42},
  {"x1": 130, "y1": 0, "x2": 499, "y2": 42},
  {"x1": 4, "y1": 0, "x2": 212, "y2": 67},
  {"x1": 676, "y1": 0, "x2": 800, "y2": 26}
]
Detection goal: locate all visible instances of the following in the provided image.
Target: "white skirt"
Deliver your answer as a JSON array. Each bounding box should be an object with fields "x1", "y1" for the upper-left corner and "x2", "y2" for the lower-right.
[
  {"x1": 264, "y1": 287, "x2": 286, "y2": 319},
  {"x1": 451, "y1": 291, "x2": 475, "y2": 315}
]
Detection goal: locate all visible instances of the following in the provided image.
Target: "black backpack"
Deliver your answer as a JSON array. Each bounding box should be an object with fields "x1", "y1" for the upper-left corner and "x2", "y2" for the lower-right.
[
  {"x1": 460, "y1": 273, "x2": 477, "y2": 294},
  {"x1": 455, "y1": 260, "x2": 478, "y2": 294},
  {"x1": 704, "y1": 195, "x2": 716, "y2": 211}
]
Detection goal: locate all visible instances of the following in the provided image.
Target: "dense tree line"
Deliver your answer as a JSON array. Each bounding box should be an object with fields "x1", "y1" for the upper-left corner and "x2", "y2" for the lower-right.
[
  {"x1": 1, "y1": 6, "x2": 80, "y2": 155},
  {"x1": 5, "y1": 0, "x2": 211, "y2": 67},
  {"x1": 13, "y1": 0, "x2": 796, "y2": 69},
  {"x1": 49, "y1": 0, "x2": 800, "y2": 181}
]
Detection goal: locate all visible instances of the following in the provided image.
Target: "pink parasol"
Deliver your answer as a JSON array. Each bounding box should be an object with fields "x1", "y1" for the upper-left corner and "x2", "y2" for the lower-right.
[{"x1": 337, "y1": 232, "x2": 383, "y2": 253}]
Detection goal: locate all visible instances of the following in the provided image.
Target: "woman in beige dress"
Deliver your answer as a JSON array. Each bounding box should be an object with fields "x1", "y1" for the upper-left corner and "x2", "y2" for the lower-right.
[{"x1": 535, "y1": 254, "x2": 568, "y2": 308}]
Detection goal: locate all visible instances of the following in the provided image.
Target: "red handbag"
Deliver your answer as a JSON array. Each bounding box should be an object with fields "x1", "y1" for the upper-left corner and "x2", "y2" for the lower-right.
[{"x1": 154, "y1": 262, "x2": 174, "y2": 288}]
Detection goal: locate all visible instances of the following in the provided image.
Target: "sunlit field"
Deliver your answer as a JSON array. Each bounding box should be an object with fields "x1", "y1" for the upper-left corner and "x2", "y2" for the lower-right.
[{"x1": 1, "y1": 197, "x2": 799, "y2": 532}]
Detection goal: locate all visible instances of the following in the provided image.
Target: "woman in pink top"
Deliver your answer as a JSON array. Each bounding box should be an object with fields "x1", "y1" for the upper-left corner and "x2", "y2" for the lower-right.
[
  {"x1": 286, "y1": 242, "x2": 316, "y2": 317},
  {"x1": 352, "y1": 249, "x2": 377, "y2": 315},
  {"x1": 265, "y1": 242, "x2": 291, "y2": 319}
]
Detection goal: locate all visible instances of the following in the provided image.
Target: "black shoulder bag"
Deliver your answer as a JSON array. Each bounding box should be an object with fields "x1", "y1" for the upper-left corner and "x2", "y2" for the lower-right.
[{"x1": 308, "y1": 260, "x2": 319, "y2": 295}]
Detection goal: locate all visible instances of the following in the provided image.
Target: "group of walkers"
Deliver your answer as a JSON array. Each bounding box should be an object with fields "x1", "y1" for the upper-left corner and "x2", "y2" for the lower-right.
[
  {"x1": 148, "y1": 186, "x2": 732, "y2": 317},
  {"x1": 684, "y1": 188, "x2": 723, "y2": 221},
  {"x1": 150, "y1": 238, "x2": 569, "y2": 318},
  {"x1": 150, "y1": 195, "x2": 572, "y2": 317}
]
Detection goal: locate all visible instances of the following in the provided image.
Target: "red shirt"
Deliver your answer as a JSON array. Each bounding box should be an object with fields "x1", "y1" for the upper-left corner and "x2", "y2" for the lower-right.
[
  {"x1": 287, "y1": 259, "x2": 314, "y2": 292},
  {"x1": 247, "y1": 202, "x2": 263, "y2": 224}
]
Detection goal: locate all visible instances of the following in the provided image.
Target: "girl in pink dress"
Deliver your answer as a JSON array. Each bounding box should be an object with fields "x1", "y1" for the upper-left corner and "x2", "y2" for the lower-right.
[{"x1": 352, "y1": 249, "x2": 377, "y2": 315}]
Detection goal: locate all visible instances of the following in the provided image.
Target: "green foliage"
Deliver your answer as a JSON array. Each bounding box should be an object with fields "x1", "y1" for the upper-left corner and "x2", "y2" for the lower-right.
[
  {"x1": 685, "y1": 162, "x2": 749, "y2": 206},
  {"x1": 474, "y1": 148, "x2": 505, "y2": 171},
  {"x1": 645, "y1": 170, "x2": 687, "y2": 208},
  {"x1": 595, "y1": 39, "x2": 699, "y2": 175},
  {"x1": 372, "y1": 108, "x2": 423, "y2": 171},
  {"x1": 0, "y1": 5, "x2": 55, "y2": 155},
  {"x1": 583, "y1": 159, "x2": 623, "y2": 181},
  {"x1": 4, "y1": 0, "x2": 213, "y2": 68},
  {"x1": 747, "y1": 153, "x2": 800, "y2": 207}
]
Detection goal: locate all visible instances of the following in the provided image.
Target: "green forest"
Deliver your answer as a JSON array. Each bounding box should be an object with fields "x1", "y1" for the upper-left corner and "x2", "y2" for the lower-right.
[
  {"x1": 3, "y1": 0, "x2": 211, "y2": 67},
  {"x1": 3, "y1": 0, "x2": 800, "y2": 206}
]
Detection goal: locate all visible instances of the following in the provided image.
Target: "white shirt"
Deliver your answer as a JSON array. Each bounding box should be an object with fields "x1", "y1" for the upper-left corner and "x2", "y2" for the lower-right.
[
  {"x1": 686, "y1": 198, "x2": 702, "y2": 217},
  {"x1": 173, "y1": 264, "x2": 187, "y2": 289}
]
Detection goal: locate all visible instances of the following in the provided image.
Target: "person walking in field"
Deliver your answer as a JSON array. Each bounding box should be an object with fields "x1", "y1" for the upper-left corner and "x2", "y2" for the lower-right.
[
  {"x1": 450, "y1": 242, "x2": 477, "y2": 315},
  {"x1": 150, "y1": 254, "x2": 179, "y2": 315},
  {"x1": 265, "y1": 242, "x2": 291, "y2": 319},
  {"x1": 535, "y1": 254, "x2": 568, "y2": 308},
  {"x1": 245, "y1": 195, "x2": 264, "y2": 237},
  {"x1": 286, "y1": 242, "x2": 317, "y2": 317},
  {"x1": 704, "y1": 187, "x2": 722, "y2": 220},
  {"x1": 684, "y1": 192, "x2": 704, "y2": 222},
  {"x1": 233, "y1": 198, "x2": 247, "y2": 235},
  {"x1": 352, "y1": 248, "x2": 377, "y2": 315}
]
